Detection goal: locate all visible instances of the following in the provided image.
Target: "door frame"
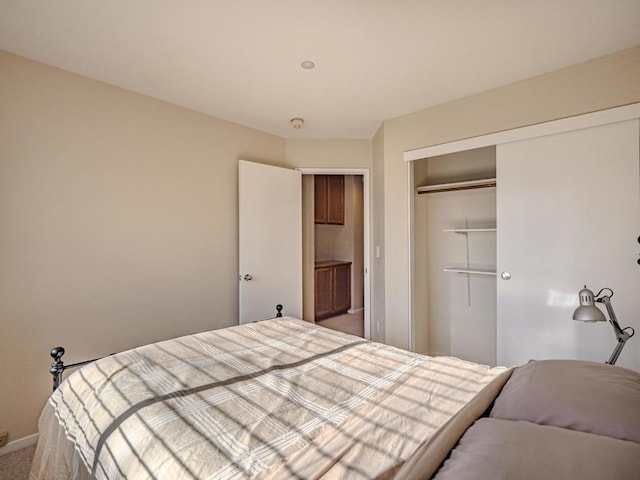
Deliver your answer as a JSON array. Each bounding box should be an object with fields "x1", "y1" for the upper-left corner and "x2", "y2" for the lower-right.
[{"x1": 297, "y1": 168, "x2": 371, "y2": 340}]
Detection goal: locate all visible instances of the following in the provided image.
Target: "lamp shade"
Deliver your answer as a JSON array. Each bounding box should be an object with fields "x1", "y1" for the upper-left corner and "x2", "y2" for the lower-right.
[{"x1": 572, "y1": 286, "x2": 606, "y2": 322}]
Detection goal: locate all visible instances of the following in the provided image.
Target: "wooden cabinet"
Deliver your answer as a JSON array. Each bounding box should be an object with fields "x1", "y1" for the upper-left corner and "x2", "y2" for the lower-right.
[
  {"x1": 315, "y1": 261, "x2": 351, "y2": 320},
  {"x1": 314, "y1": 175, "x2": 344, "y2": 224},
  {"x1": 314, "y1": 267, "x2": 334, "y2": 319}
]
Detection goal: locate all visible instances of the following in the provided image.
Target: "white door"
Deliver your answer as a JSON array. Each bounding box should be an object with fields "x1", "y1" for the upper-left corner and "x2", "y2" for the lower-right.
[
  {"x1": 239, "y1": 160, "x2": 302, "y2": 323},
  {"x1": 496, "y1": 119, "x2": 640, "y2": 371}
]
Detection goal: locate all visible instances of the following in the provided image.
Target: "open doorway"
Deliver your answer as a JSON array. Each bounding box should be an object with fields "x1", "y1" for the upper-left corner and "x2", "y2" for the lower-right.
[{"x1": 299, "y1": 169, "x2": 370, "y2": 339}]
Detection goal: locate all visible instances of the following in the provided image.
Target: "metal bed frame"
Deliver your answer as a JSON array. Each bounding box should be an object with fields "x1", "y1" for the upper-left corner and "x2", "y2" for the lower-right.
[{"x1": 49, "y1": 304, "x2": 284, "y2": 392}]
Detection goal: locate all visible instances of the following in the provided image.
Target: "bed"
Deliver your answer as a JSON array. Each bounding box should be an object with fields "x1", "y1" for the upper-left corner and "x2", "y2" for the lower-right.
[
  {"x1": 397, "y1": 358, "x2": 640, "y2": 479},
  {"x1": 29, "y1": 316, "x2": 640, "y2": 479}
]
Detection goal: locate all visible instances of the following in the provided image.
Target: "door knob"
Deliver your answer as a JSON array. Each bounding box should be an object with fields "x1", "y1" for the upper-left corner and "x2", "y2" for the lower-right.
[
  {"x1": 501, "y1": 271, "x2": 512, "y2": 281},
  {"x1": 243, "y1": 274, "x2": 253, "y2": 281}
]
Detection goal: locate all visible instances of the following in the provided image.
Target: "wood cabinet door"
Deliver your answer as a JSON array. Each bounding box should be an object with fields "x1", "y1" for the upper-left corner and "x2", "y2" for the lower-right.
[
  {"x1": 326, "y1": 175, "x2": 345, "y2": 224},
  {"x1": 314, "y1": 175, "x2": 344, "y2": 225},
  {"x1": 314, "y1": 175, "x2": 328, "y2": 224},
  {"x1": 314, "y1": 267, "x2": 334, "y2": 319},
  {"x1": 333, "y1": 264, "x2": 351, "y2": 313}
]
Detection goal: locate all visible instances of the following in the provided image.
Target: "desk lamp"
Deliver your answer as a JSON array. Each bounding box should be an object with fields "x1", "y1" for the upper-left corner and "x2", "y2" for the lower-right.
[{"x1": 572, "y1": 286, "x2": 635, "y2": 365}]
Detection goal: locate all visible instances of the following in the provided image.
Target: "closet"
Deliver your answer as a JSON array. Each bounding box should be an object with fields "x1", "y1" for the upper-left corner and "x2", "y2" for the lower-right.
[
  {"x1": 411, "y1": 108, "x2": 640, "y2": 372},
  {"x1": 413, "y1": 147, "x2": 497, "y2": 366},
  {"x1": 496, "y1": 119, "x2": 639, "y2": 369}
]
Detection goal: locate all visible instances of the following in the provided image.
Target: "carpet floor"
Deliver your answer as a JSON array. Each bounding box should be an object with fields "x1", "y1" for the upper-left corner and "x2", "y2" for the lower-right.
[
  {"x1": 316, "y1": 310, "x2": 364, "y2": 337},
  {"x1": 0, "y1": 444, "x2": 35, "y2": 480}
]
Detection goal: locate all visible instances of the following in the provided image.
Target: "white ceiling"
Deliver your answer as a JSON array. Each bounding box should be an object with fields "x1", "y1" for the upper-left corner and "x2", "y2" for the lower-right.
[{"x1": 1, "y1": 1, "x2": 639, "y2": 139}]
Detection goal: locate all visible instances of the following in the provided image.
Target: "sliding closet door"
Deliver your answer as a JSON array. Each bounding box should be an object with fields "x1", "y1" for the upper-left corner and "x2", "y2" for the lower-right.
[{"x1": 496, "y1": 119, "x2": 640, "y2": 371}]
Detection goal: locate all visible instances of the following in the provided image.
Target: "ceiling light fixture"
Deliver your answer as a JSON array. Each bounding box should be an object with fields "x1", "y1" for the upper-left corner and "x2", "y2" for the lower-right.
[
  {"x1": 301, "y1": 61, "x2": 315, "y2": 70},
  {"x1": 290, "y1": 118, "x2": 304, "y2": 129}
]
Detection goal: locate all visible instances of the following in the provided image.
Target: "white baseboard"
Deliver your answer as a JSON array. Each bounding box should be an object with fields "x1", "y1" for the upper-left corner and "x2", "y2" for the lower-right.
[
  {"x1": 0, "y1": 433, "x2": 38, "y2": 456},
  {"x1": 347, "y1": 307, "x2": 364, "y2": 314}
]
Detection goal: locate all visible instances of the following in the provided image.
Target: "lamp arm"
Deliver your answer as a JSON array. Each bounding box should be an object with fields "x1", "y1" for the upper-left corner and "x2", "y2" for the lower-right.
[
  {"x1": 599, "y1": 296, "x2": 626, "y2": 338},
  {"x1": 598, "y1": 296, "x2": 632, "y2": 365},
  {"x1": 607, "y1": 341, "x2": 627, "y2": 366}
]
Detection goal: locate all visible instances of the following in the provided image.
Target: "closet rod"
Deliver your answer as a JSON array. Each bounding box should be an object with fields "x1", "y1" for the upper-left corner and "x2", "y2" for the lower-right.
[{"x1": 416, "y1": 178, "x2": 496, "y2": 194}]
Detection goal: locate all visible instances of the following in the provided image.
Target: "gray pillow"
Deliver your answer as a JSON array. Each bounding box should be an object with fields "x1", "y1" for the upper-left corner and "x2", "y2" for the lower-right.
[
  {"x1": 490, "y1": 359, "x2": 640, "y2": 443},
  {"x1": 433, "y1": 418, "x2": 640, "y2": 480}
]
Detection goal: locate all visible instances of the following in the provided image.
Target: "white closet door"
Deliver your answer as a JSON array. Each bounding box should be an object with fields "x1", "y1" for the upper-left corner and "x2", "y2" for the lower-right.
[{"x1": 496, "y1": 119, "x2": 640, "y2": 371}]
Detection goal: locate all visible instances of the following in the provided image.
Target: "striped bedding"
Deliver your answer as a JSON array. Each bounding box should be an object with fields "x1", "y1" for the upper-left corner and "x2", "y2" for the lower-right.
[{"x1": 30, "y1": 317, "x2": 506, "y2": 479}]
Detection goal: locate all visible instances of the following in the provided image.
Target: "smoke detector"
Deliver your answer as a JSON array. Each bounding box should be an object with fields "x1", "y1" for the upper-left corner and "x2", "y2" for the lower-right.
[{"x1": 290, "y1": 118, "x2": 304, "y2": 129}]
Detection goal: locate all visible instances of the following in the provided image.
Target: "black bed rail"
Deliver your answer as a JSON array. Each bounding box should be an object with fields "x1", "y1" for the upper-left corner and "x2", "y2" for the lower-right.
[
  {"x1": 50, "y1": 347, "x2": 111, "y2": 392},
  {"x1": 50, "y1": 304, "x2": 285, "y2": 392}
]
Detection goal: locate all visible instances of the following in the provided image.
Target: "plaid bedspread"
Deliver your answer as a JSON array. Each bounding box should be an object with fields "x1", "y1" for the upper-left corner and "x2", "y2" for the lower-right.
[{"x1": 30, "y1": 317, "x2": 506, "y2": 479}]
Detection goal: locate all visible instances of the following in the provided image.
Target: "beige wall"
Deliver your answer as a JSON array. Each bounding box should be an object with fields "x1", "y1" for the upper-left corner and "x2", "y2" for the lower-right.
[
  {"x1": 0, "y1": 52, "x2": 372, "y2": 443},
  {"x1": 371, "y1": 126, "x2": 386, "y2": 343},
  {"x1": 284, "y1": 139, "x2": 372, "y2": 169},
  {"x1": 382, "y1": 45, "x2": 640, "y2": 350},
  {"x1": 4, "y1": 42, "x2": 639, "y2": 443},
  {"x1": 0, "y1": 50, "x2": 286, "y2": 441}
]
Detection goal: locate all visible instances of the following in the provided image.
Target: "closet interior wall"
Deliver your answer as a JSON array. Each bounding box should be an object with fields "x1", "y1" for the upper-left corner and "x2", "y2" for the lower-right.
[{"x1": 413, "y1": 147, "x2": 497, "y2": 365}]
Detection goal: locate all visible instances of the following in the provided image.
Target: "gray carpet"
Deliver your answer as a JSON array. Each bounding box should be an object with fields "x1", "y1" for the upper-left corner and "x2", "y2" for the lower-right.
[
  {"x1": 316, "y1": 310, "x2": 364, "y2": 337},
  {"x1": 0, "y1": 445, "x2": 35, "y2": 480}
]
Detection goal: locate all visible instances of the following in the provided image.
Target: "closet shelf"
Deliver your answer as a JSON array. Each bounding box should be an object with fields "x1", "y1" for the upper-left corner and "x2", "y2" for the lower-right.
[
  {"x1": 443, "y1": 267, "x2": 497, "y2": 276},
  {"x1": 416, "y1": 178, "x2": 496, "y2": 194},
  {"x1": 443, "y1": 228, "x2": 496, "y2": 233}
]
